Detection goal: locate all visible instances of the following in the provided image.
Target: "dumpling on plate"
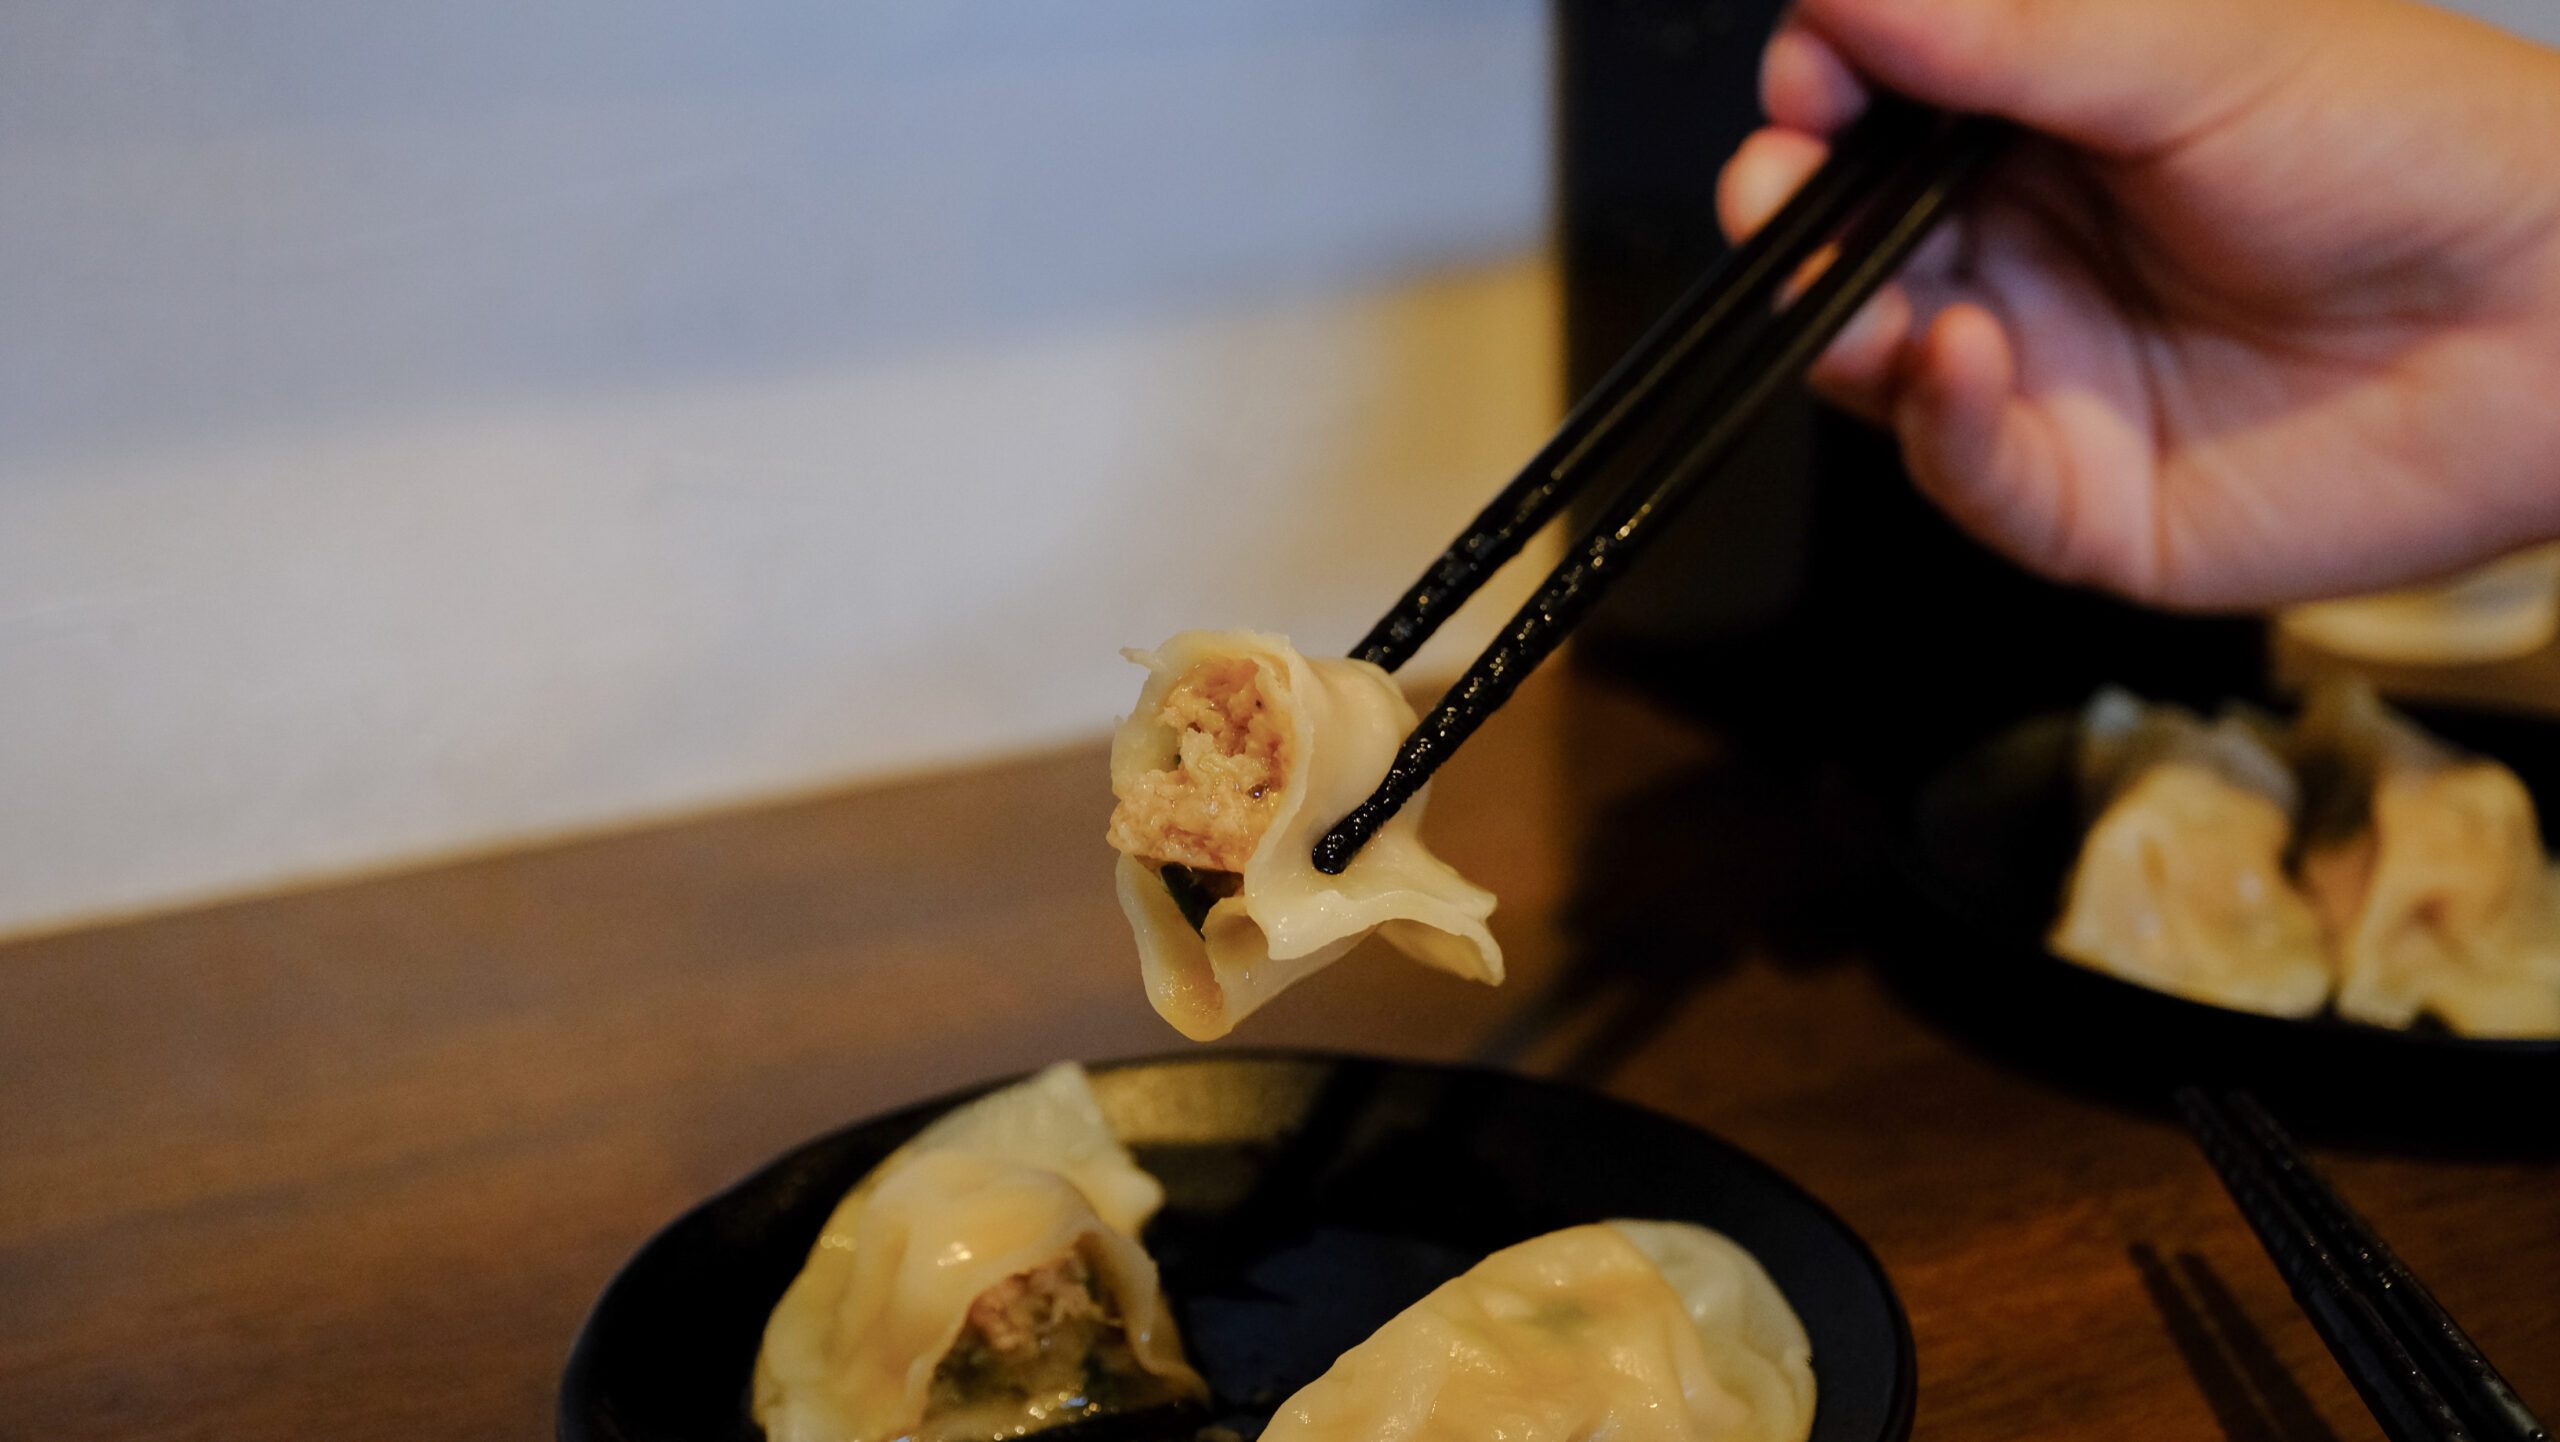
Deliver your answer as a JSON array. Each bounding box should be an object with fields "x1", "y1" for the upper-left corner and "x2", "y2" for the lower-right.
[
  {"x1": 1106, "y1": 630, "x2": 1502, "y2": 1040},
  {"x1": 2048, "y1": 689, "x2": 2332, "y2": 1017},
  {"x1": 2290, "y1": 679, "x2": 2560, "y2": 1037},
  {"x1": 753, "y1": 1064, "x2": 1206, "y2": 1442},
  {"x1": 1262, "y1": 1220, "x2": 1815, "y2": 1442}
]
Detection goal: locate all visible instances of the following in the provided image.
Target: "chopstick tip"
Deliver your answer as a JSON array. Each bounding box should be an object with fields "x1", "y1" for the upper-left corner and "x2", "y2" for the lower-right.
[
  {"x1": 1311, "y1": 825, "x2": 1359, "y2": 876},
  {"x1": 1314, "y1": 798, "x2": 1394, "y2": 874}
]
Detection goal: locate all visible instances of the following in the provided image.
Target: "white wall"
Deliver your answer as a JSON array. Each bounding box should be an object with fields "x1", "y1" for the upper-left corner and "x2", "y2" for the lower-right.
[
  {"x1": 0, "y1": 3, "x2": 1559, "y2": 939},
  {"x1": 2444, "y1": 0, "x2": 2560, "y2": 44}
]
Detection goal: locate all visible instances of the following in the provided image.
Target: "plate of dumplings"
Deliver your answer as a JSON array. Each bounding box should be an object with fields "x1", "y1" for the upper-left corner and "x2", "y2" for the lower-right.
[
  {"x1": 561, "y1": 1052, "x2": 1914, "y2": 1442},
  {"x1": 1900, "y1": 677, "x2": 2560, "y2": 1144}
]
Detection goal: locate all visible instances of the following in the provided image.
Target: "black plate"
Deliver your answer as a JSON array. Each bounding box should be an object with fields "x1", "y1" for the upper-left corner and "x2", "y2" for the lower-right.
[
  {"x1": 1893, "y1": 706, "x2": 2560, "y2": 1150},
  {"x1": 560, "y1": 1051, "x2": 1914, "y2": 1442}
]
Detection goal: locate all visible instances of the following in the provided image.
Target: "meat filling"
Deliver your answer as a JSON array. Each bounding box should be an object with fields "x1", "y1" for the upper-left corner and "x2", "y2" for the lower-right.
[
  {"x1": 928, "y1": 1252, "x2": 1133, "y2": 1416},
  {"x1": 1107, "y1": 657, "x2": 1291, "y2": 873}
]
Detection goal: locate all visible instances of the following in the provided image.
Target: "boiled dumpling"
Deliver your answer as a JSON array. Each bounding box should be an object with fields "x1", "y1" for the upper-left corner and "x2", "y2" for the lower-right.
[
  {"x1": 2049, "y1": 689, "x2": 2332, "y2": 1016},
  {"x1": 1261, "y1": 1220, "x2": 1815, "y2": 1442},
  {"x1": 2291, "y1": 679, "x2": 2560, "y2": 1037},
  {"x1": 754, "y1": 1064, "x2": 1206, "y2": 1442},
  {"x1": 2070, "y1": 686, "x2": 2296, "y2": 812},
  {"x1": 1106, "y1": 630, "x2": 1502, "y2": 1040}
]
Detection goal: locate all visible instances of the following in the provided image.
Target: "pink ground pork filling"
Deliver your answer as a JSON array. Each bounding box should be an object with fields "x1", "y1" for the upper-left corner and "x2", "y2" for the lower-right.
[
  {"x1": 1107, "y1": 656, "x2": 1293, "y2": 874},
  {"x1": 928, "y1": 1252, "x2": 1123, "y2": 1409}
]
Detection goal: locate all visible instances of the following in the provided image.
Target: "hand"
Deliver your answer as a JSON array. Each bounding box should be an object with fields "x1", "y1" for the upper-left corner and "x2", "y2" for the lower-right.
[{"x1": 1719, "y1": 0, "x2": 2560, "y2": 608}]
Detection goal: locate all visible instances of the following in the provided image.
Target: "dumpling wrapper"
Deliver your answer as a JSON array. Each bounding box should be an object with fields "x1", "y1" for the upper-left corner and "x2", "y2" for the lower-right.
[
  {"x1": 1262, "y1": 1221, "x2": 1815, "y2": 1442},
  {"x1": 2050, "y1": 691, "x2": 2331, "y2": 1017},
  {"x1": 2293, "y1": 679, "x2": 2560, "y2": 1037},
  {"x1": 754, "y1": 1064, "x2": 1206, "y2": 1442},
  {"x1": 2072, "y1": 685, "x2": 2298, "y2": 820},
  {"x1": 1107, "y1": 630, "x2": 1501, "y2": 1040}
]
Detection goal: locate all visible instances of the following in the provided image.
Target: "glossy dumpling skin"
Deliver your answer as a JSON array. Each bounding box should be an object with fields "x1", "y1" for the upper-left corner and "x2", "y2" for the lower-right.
[
  {"x1": 1106, "y1": 630, "x2": 1502, "y2": 1040},
  {"x1": 1262, "y1": 1221, "x2": 1815, "y2": 1442},
  {"x1": 753, "y1": 1064, "x2": 1206, "y2": 1442},
  {"x1": 2292, "y1": 680, "x2": 2560, "y2": 1036},
  {"x1": 2050, "y1": 691, "x2": 2331, "y2": 1017}
]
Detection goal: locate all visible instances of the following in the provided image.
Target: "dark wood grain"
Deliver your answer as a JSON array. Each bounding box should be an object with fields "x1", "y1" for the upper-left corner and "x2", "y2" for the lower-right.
[{"x1": 1, "y1": 661, "x2": 2551, "y2": 1441}]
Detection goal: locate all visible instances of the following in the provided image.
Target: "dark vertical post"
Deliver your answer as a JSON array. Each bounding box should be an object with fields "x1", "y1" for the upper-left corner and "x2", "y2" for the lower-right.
[
  {"x1": 1553, "y1": 0, "x2": 2263, "y2": 777},
  {"x1": 1556, "y1": 0, "x2": 1810, "y2": 656}
]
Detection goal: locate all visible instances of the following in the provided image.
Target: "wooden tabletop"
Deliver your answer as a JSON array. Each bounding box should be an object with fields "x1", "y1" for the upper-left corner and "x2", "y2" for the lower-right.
[{"x1": 3, "y1": 660, "x2": 2553, "y2": 1441}]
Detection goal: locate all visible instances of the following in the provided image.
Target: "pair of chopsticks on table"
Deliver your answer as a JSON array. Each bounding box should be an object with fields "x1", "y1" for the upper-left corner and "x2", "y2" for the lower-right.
[
  {"x1": 1312, "y1": 97, "x2": 2013, "y2": 874},
  {"x1": 2177, "y1": 1088, "x2": 2549, "y2": 1442}
]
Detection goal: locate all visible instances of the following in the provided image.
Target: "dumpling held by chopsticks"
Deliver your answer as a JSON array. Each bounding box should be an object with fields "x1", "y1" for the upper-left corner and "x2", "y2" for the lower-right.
[{"x1": 1106, "y1": 630, "x2": 1502, "y2": 1040}]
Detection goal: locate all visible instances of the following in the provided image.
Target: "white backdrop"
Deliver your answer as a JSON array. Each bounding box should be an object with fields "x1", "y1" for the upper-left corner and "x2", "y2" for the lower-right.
[
  {"x1": 2456, "y1": 0, "x2": 2560, "y2": 44},
  {"x1": 0, "y1": 2, "x2": 1556, "y2": 938}
]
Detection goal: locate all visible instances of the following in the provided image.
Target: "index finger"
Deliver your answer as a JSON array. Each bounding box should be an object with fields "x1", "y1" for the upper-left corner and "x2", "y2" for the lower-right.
[{"x1": 1763, "y1": 21, "x2": 1870, "y2": 135}]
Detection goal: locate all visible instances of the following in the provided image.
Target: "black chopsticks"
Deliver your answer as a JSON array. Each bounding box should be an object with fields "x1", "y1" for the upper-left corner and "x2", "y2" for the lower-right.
[
  {"x1": 1313, "y1": 100, "x2": 2015, "y2": 874},
  {"x1": 2175, "y1": 1088, "x2": 2550, "y2": 1442}
]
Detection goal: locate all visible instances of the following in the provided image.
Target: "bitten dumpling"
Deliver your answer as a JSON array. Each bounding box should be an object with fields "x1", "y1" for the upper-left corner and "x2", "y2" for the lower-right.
[
  {"x1": 1262, "y1": 1221, "x2": 1815, "y2": 1442},
  {"x1": 1106, "y1": 630, "x2": 1502, "y2": 1040},
  {"x1": 2290, "y1": 679, "x2": 2560, "y2": 1037},
  {"x1": 2049, "y1": 689, "x2": 2332, "y2": 1017},
  {"x1": 754, "y1": 1064, "x2": 1207, "y2": 1442}
]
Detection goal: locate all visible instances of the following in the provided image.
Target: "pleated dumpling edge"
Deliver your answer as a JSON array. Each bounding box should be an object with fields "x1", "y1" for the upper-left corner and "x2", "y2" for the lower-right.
[{"x1": 1261, "y1": 1220, "x2": 1816, "y2": 1442}]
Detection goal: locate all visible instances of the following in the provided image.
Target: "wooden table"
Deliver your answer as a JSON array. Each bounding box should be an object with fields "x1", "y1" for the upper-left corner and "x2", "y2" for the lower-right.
[{"x1": 4, "y1": 661, "x2": 2553, "y2": 1440}]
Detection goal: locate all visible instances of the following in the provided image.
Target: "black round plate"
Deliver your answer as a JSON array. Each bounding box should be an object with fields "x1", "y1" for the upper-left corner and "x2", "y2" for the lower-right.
[
  {"x1": 1893, "y1": 707, "x2": 2560, "y2": 1150},
  {"x1": 560, "y1": 1051, "x2": 1914, "y2": 1442}
]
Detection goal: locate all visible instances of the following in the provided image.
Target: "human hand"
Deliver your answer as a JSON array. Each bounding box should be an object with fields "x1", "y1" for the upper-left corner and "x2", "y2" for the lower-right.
[{"x1": 1719, "y1": 0, "x2": 2560, "y2": 608}]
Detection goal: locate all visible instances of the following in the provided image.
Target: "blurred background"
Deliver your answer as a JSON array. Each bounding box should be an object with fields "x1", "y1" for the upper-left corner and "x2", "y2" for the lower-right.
[
  {"x1": 3, "y1": 0, "x2": 2553, "y2": 942},
  {"x1": 0, "y1": 1, "x2": 1560, "y2": 938}
]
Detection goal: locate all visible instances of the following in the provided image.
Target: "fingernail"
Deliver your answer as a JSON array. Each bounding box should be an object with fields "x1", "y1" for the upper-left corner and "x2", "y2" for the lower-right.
[{"x1": 1723, "y1": 149, "x2": 1795, "y2": 237}]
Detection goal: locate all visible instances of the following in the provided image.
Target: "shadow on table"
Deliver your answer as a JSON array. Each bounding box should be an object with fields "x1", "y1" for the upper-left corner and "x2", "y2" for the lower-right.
[
  {"x1": 2129, "y1": 1242, "x2": 2346, "y2": 1442},
  {"x1": 1472, "y1": 743, "x2": 1889, "y2": 1087}
]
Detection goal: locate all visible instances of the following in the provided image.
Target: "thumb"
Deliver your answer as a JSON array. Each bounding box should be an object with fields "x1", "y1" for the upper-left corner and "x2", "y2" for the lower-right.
[{"x1": 1788, "y1": 0, "x2": 2318, "y2": 155}]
